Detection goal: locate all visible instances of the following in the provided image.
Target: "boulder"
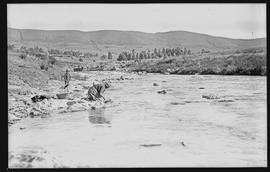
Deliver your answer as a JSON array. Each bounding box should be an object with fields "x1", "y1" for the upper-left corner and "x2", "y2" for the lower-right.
[
  {"x1": 157, "y1": 90, "x2": 167, "y2": 94},
  {"x1": 153, "y1": 83, "x2": 159, "y2": 86},
  {"x1": 31, "y1": 95, "x2": 49, "y2": 103},
  {"x1": 66, "y1": 101, "x2": 76, "y2": 106}
]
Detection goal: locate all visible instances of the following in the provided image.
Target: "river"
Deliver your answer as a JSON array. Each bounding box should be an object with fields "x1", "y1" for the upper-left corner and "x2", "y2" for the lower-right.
[{"x1": 9, "y1": 73, "x2": 267, "y2": 167}]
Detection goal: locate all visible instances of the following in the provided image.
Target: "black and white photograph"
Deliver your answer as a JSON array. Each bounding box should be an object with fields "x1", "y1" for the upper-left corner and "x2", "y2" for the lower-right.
[{"x1": 7, "y1": 3, "x2": 267, "y2": 168}]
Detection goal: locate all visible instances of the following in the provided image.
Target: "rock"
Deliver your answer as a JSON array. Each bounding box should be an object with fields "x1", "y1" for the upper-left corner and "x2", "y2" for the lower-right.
[
  {"x1": 217, "y1": 99, "x2": 234, "y2": 102},
  {"x1": 170, "y1": 102, "x2": 185, "y2": 105},
  {"x1": 9, "y1": 114, "x2": 21, "y2": 121},
  {"x1": 202, "y1": 94, "x2": 220, "y2": 99},
  {"x1": 153, "y1": 83, "x2": 159, "y2": 86},
  {"x1": 52, "y1": 95, "x2": 58, "y2": 99},
  {"x1": 104, "y1": 99, "x2": 112, "y2": 103},
  {"x1": 31, "y1": 95, "x2": 48, "y2": 102},
  {"x1": 157, "y1": 90, "x2": 167, "y2": 94},
  {"x1": 180, "y1": 141, "x2": 186, "y2": 147},
  {"x1": 59, "y1": 110, "x2": 68, "y2": 114},
  {"x1": 29, "y1": 107, "x2": 49, "y2": 118},
  {"x1": 184, "y1": 101, "x2": 193, "y2": 103},
  {"x1": 199, "y1": 87, "x2": 205, "y2": 89},
  {"x1": 82, "y1": 86, "x2": 89, "y2": 89},
  {"x1": 140, "y1": 144, "x2": 162, "y2": 147},
  {"x1": 68, "y1": 104, "x2": 87, "y2": 112},
  {"x1": 120, "y1": 76, "x2": 124, "y2": 80},
  {"x1": 66, "y1": 101, "x2": 76, "y2": 106},
  {"x1": 77, "y1": 100, "x2": 85, "y2": 104},
  {"x1": 19, "y1": 127, "x2": 26, "y2": 130}
]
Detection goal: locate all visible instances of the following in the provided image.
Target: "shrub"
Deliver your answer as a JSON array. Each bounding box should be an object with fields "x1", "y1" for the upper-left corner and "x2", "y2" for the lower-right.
[
  {"x1": 19, "y1": 53, "x2": 27, "y2": 59},
  {"x1": 48, "y1": 56, "x2": 56, "y2": 65},
  {"x1": 8, "y1": 44, "x2": 15, "y2": 50},
  {"x1": 40, "y1": 63, "x2": 48, "y2": 71}
]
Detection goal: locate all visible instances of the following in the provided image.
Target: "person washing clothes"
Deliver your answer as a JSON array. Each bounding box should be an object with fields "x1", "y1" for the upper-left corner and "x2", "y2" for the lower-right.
[{"x1": 87, "y1": 80, "x2": 110, "y2": 101}]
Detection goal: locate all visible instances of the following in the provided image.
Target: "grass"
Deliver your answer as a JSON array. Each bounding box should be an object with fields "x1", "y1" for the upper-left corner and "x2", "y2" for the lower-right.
[{"x1": 127, "y1": 52, "x2": 266, "y2": 76}]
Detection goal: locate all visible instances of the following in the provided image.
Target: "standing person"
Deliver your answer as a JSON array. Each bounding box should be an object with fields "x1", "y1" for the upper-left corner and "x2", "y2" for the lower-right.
[{"x1": 63, "y1": 69, "x2": 71, "y2": 92}]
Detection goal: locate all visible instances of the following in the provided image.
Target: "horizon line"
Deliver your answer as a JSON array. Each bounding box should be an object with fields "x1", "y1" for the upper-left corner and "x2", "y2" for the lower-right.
[{"x1": 7, "y1": 27, "x2": 266, "y2": 40}]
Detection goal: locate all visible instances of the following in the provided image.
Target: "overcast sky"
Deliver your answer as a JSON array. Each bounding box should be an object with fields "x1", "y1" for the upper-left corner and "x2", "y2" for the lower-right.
[{"x1": 7, "y1": 3, "x2": 266, "y2": 39}]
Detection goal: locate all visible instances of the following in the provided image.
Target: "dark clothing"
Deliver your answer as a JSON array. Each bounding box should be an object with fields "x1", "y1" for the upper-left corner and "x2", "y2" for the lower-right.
[
  {"x1": 64, "y1": 73, "x2": 71, "y2": 86},
  {"x1": 87, "y1": 82, "x2": 109, "y2": 101}
]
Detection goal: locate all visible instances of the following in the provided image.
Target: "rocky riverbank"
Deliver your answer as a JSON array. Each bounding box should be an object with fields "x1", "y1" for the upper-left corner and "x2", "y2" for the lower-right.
[{"x1": 8, "y1": 71, "x2": 142, "y2": 126}]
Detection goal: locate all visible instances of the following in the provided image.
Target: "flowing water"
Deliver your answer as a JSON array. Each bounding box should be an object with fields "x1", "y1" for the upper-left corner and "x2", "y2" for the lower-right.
[{"x1": 9, "y1": 73, "x2": 267, "y2": 167}]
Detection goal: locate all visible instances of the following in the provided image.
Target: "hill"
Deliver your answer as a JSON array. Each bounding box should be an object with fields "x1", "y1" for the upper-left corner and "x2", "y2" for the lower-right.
[{"x1": 8, "y1": 28, "x2": 266, "y2": 53}]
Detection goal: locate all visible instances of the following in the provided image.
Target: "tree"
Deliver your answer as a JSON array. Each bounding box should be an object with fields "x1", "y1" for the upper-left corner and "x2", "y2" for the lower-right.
[
  {"x1": 139, "y1": 52, "x2": 144, "y2": 59},
  {"x1": 117, "y1": 53, "x2": 126, "y2": 61},
  {"x1": 136, "y1": 53, "x2": 139, "y2": 59},
  {"x1": 151, "y1": 53, "x2": 155, "y2": 59},
  {"x1": 127, "y1": 53, "x2": 131, "y2": 60},
  {"x1": 108, "y1": 51, "x2": 113, "y2": 59},
  {"x1": 154, "y1": 48, "x2": 158, "y2": 56},
  {"x1": 171, "y1": 48, "x2": 175, "y2": 56},
  {"x1": 201, "y1": 49, "x2": 205, "y2": 54},
  {"x1": 132, "y1": 49, "x2": 135, "y2": 59},
  {"x1": 147, "y1": 50, "x2": 151, "y2": 59},
  {"x1": 157, "y1": 49, "x2": 162, "y2": 58},
  {"x1": 162, "y1": 48, "x2": 166, "y2": 57}
]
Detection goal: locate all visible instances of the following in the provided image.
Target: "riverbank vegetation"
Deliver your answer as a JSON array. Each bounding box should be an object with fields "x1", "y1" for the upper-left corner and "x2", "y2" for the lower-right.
[
  {"x1": 128, "y1": 52, "x2": 266, "y2": 76},
  {"x1": 8, "y1": 44, "x2": 266, "y2": 76}
]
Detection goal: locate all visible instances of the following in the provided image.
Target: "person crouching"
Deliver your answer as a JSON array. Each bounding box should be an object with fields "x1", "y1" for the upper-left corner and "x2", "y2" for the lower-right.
[{"x1": 87, "y1": 80, "x2": 110, "y2": 101}]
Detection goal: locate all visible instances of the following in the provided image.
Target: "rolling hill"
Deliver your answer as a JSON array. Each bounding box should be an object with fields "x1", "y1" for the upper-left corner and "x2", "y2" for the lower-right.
[{"x1": 8, "y1": 28, "x2": 266, "y2": 53}]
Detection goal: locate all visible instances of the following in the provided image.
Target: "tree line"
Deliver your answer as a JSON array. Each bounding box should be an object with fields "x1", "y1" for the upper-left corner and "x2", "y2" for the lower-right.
[
  {"x1": 8, "y1": 44, "x2": 100, "y2": 59},
  {"x1": 117, "y1": 47, "x2": 192, "y2": 61},
  {"x1": 48, "y1": 48, "x2": 98, "y2": 58}
]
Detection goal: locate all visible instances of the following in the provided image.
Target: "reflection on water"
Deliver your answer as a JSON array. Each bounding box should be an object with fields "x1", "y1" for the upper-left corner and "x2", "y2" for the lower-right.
[{"x1": 88, "y1": 107, "x2": 111, "y2": 124}]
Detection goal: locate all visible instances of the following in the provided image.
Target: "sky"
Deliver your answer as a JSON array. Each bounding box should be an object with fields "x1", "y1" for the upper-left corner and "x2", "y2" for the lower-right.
[{"x1": 7, "y1": 3, "x2": 266, "y2": 39}]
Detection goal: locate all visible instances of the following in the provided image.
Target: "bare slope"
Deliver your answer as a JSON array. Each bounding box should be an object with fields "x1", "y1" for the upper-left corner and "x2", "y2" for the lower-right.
[{"x1": 8, "y1": 28, "x2": 266, "y2": 52}]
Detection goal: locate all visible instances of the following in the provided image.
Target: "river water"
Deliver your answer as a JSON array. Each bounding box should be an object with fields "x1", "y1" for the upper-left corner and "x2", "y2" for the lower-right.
[{"x1": 9, "y1": 73, "x2": 267, "y2": 167}]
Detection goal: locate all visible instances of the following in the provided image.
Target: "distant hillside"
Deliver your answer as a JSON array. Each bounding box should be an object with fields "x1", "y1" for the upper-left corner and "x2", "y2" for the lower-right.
[{"x1": 8, "y1": 28, "x2": 266, "y2": 52}]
